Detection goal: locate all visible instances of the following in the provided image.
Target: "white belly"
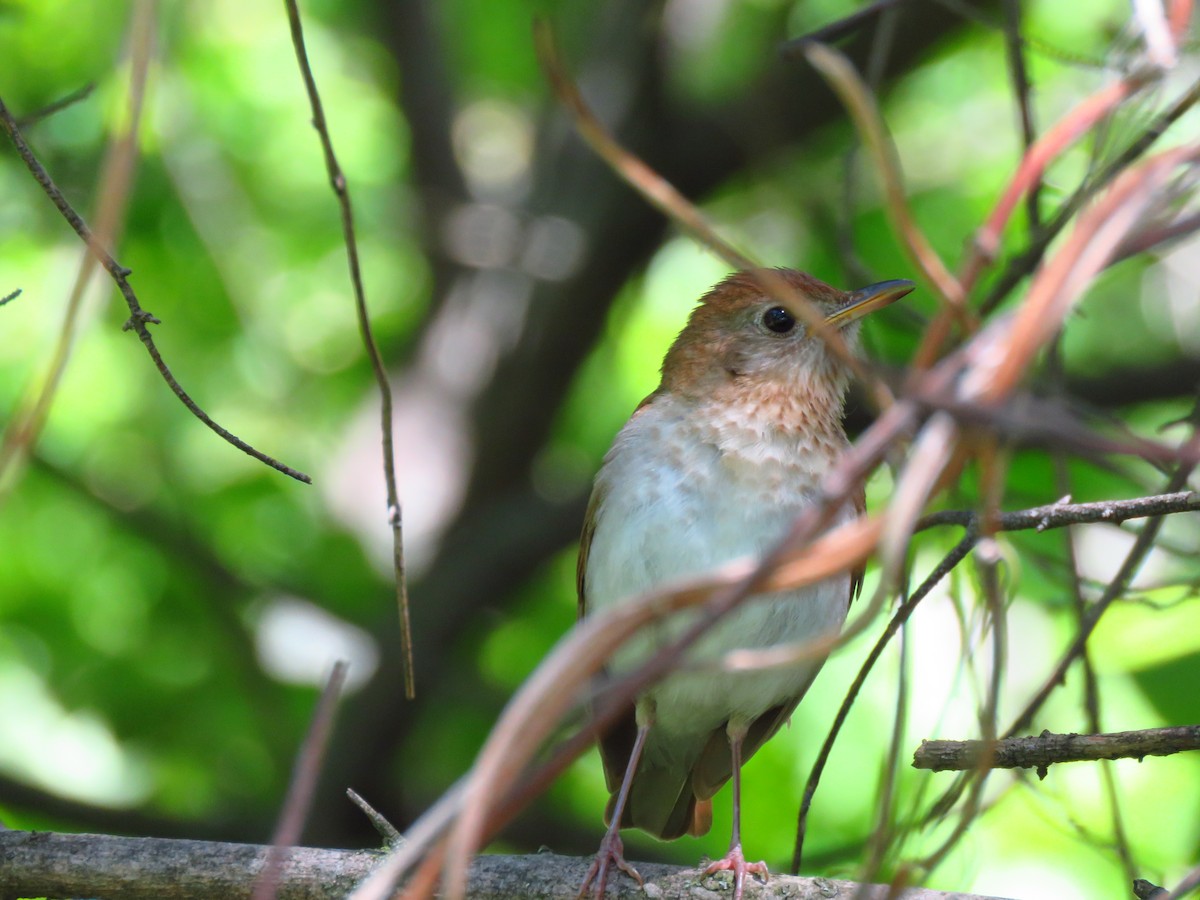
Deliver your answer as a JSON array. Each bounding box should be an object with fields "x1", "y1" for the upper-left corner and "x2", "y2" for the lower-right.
[{"x1": 584, "y1": 399, "x2": 852, "y2": 738}]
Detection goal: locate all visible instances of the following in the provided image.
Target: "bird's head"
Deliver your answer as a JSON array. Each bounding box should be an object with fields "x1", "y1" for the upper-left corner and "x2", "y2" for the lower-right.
[{"x1": 658, "y1": 268, "x2": 913, "y2": 403}]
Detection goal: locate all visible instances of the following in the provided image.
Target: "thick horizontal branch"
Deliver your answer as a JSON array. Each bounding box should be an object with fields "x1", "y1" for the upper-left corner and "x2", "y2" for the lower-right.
[
  {"x1": 913, "y1": 726, "x2": 1200, "y2": 773},
  {"x1": 0, "y1": 831, "x2": 1016, "y2": 900}
]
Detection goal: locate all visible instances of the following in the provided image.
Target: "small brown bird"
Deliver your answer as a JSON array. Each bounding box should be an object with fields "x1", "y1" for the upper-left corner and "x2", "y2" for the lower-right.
[{"x1": 576, "y1": 268, "x2": 913, "y2": 899}]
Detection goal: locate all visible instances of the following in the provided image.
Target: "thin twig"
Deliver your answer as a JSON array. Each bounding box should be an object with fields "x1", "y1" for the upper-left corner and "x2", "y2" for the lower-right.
[
  {"x1": 1163, "y1": 861, "x2": 1200, "y2": 900},
  {"x1": 962, "y1": 71, "x2": 1155, "y2": 293},
  {"x1": 0, "y1": 0, "x2": 154, "y2": 493},
  {"x1": 801, "y1": 39, "x2": 974, "y2": 374},
  {"x1": 1047, "y1": 400, "x2": 1137, "y2": 882},
  {"x1": 0, "y1": 288, "x2": 20, "y2": 307},
  {"x1": 801, "y1": 42, "x2": 970, "y2": 321},
  {"x1": 0, "y1": 96, "x2": 312, "y2": 484},
  {"x1": 347, "y1": 788, "x2": 403, "y2": 847},
  {"x1": 1111, "y1": 208, "x2": 1200, "y2": 264},
  {"x1": 253, "y1": 661, "x2": 349, "y2": 900},
  {"x1": 13, "y1": 82, "x2": 96, "y2": 128},
  {"x1": 860, "y1": 580, "x2": 910, "y2": 883},
  {"x1": 926, "y1": 426, "x2": 1200, "y2": 827},
  {"x1": 282, "y1": 0, "x2": 414, "y2": 697},
  {"x1": 1169, "y1": 0, "x2": 1195, "y2": 40},
  {"x1": 917, "y1": 490, "x2": 1200, "y2": 533},
  {"x1": 1001, "y1": 0, "x2": 1040, "y2": 231},
  {"x1": 535, "y1": 19, "x2": 753, "y2": 269},
  {"x1": 780, "y1": 0, "x2": 907, "y2": 50},
  {"x1": 532, "y1": 18, "x2": 894, "y2": 410},
  {"x1": 980, "y1": 77, "x2": 1200, "y2": 316},
  {"x1": 914, "y1": 726, "x2": 1200, "y2": 771},
  {"x1": 793, "y1": 536, "x2": 974, "y2": 871},
  {"x1": 1005, "y1": 445, "x2": 1200, "y2": 738}
]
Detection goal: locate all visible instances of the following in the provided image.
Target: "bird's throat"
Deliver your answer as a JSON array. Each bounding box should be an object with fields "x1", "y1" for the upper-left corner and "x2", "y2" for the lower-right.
[{"x1": 689, "y1": 379, "x2": 849, "y2": 473}]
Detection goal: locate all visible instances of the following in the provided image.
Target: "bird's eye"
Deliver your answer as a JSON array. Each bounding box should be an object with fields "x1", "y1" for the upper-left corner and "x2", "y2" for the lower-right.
[{"x1": 761, "y1": 306, "x2": 796, "y2": 334}]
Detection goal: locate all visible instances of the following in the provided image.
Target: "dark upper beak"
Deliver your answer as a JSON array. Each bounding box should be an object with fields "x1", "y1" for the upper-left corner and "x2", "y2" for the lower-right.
[{"x1": 824, "y1": 279, "x2": 915, "y2": 327}]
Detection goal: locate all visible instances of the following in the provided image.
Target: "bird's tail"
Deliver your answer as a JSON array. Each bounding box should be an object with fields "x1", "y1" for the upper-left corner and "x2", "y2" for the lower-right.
[{"x1": 605, "y1": 757, "x2": 713, "y2": 840}]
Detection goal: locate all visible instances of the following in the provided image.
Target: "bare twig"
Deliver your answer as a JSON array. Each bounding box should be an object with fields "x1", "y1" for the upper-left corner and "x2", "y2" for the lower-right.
[
  {"x1": 0, "y1": 1, "x2": 153, "y2": 492},
  {"x1": 962, "y1": 72, "x2": 1155, "y2": 293},
  {"x1": 801, "y1": 42, "x2": 969, "y2": 320},
  {"x1": 792, "y1": 536, "x2": 974, "y2": 872},
  {"x1": 0, "y1": 288, "x2": 20, "y2": 307},
  {"x1": 1169, "y1": 0, "x2": 1195, "y2": 40},
  {"x1": 1006, "y1": 448, "x2": 1199, "y2": 737},
  {"x1": 982, "y1": 144, "x2": 1200, "y2": 402},
  {"x1": 282, "y1": 0, "x2": 414, "y2": 697},
  {"x1": 531, "y1": 17, "x2": 894, "y2": 409},
  {"x1": 914, "y1": 725, "x2": 1200, "y2": 772},
  {"x1": 780, "y1": 0, "x2": 908, "y2": 51},
  {"x1": 1135, "y1": 878, "x2": 1171, "y2": 900},
  {"x1": 13, "y1": 82, "x2": 96, "y2": 128},
  {"x1": 1048, "y1": 436, "x2": 1136, "y2": 883},
  {"x1": 346, "y1": 789, "x2": 403, "y2": 847},
  {"x1": 1133, "y1": 0, "x2": 1177, "y2": 68},
  {"x1": 917, "y1": 491, "x2": 1200, "y2": 533},
  {"x1": 1000, "y1": 0, "x2": 1040, "y2": 230},
  {"x1": 791, "y1": 488, "x2": 1200, "y2": 870},
  {"x1": 253, "y1": 661, "x2": 349, "y2": 900},
  {"x1": 1163, "y1": 861, "x2": 1200, "y2": 900},
  {"x1": 0, "y1": 97, "x2": 312, "y2": 484},
  {"x1": 534, "y1": 19, "x2": 755, "y2": 270},
  {"x1": 980, "y1": 77, "x2": 1200, "y2": 316}
]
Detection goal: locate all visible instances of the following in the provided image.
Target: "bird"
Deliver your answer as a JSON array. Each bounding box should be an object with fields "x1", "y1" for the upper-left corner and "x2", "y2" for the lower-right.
[{"x1": 575, "y1": 268, "x2": 913, "y2": 899}]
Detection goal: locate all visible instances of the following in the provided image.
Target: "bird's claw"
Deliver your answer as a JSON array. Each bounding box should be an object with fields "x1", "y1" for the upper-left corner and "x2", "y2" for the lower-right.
[
  {"x1": 578, "y1": 832, "x2": 643, "y2": 898},
  {"x1": 703, "y1": 843, "x2": 768, "y2": 900}
]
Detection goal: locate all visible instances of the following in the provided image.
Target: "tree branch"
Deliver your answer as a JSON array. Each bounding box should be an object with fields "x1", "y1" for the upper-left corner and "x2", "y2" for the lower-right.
[
  {"x1": 913, "y1": 726, "x2": 1200, "y2": 773},
  {"x1": 283, "y1": 0, "x2": 414, "y2": 698},
  {"x1": 0, "y1": 93, "x2": 311, "y2": 484},
  {"x1": 917, "y1": 490, "x2": 1200, "y2": 533},
  {"x1": 0, "y1": 831, "x2": 1017, "y2": 900}
]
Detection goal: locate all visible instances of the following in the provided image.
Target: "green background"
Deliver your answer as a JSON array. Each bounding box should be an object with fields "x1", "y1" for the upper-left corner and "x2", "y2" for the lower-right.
[{"x1": 1, "y1": 1, "x2": 1198, "y2": 898}]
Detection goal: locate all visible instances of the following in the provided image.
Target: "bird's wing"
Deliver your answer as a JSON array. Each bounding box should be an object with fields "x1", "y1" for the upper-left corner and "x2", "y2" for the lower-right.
[
  {"x1": 850, "y1": 484, "x2": 867, "y2": 602},
  {"x1": 576, "y1": 481, "x2": 605, "y2": 621}
]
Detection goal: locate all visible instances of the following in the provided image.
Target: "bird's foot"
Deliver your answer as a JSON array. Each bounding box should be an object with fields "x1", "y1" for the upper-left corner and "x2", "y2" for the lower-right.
[
  {"x1": 577, "y1": 831, "x2": 643, "y2": 898},
  {"x1": 702, "y1": 843, "x2": 768, "y2": 900}
]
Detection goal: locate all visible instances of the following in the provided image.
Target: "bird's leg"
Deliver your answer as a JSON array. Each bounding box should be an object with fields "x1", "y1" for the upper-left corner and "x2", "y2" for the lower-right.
[
  {"x1": 578, "y1": 721, "x2": 650, "y2": 899},
  {"x1": 703, "y1": 719, "x2": 768, "y2": 900}
]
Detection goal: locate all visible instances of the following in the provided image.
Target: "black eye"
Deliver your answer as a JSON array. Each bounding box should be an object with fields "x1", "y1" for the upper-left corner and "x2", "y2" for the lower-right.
[{"x1": 761, "y1": 306, "x2": 796, "y2": 334}]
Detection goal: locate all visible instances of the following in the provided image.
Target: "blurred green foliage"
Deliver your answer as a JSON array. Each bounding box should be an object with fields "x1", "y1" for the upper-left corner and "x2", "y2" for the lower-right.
[{"x1": 1, "y1": 1, "x2": 1199, "y2": 899}]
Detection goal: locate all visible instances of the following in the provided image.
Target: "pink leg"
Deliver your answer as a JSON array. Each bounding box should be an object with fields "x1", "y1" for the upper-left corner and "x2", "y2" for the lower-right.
[
  {"x1": 578, "y1": 724, "x2": 649, "y2": 898},
  {"x1": 702, "y1": 721, "x2": 768, "y2": 900}
]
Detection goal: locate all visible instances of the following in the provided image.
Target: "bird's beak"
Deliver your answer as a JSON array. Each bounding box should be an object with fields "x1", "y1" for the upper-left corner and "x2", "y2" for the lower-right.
[{"x1": 825, "y1": 279, "x2": 915, "y2": 327}]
